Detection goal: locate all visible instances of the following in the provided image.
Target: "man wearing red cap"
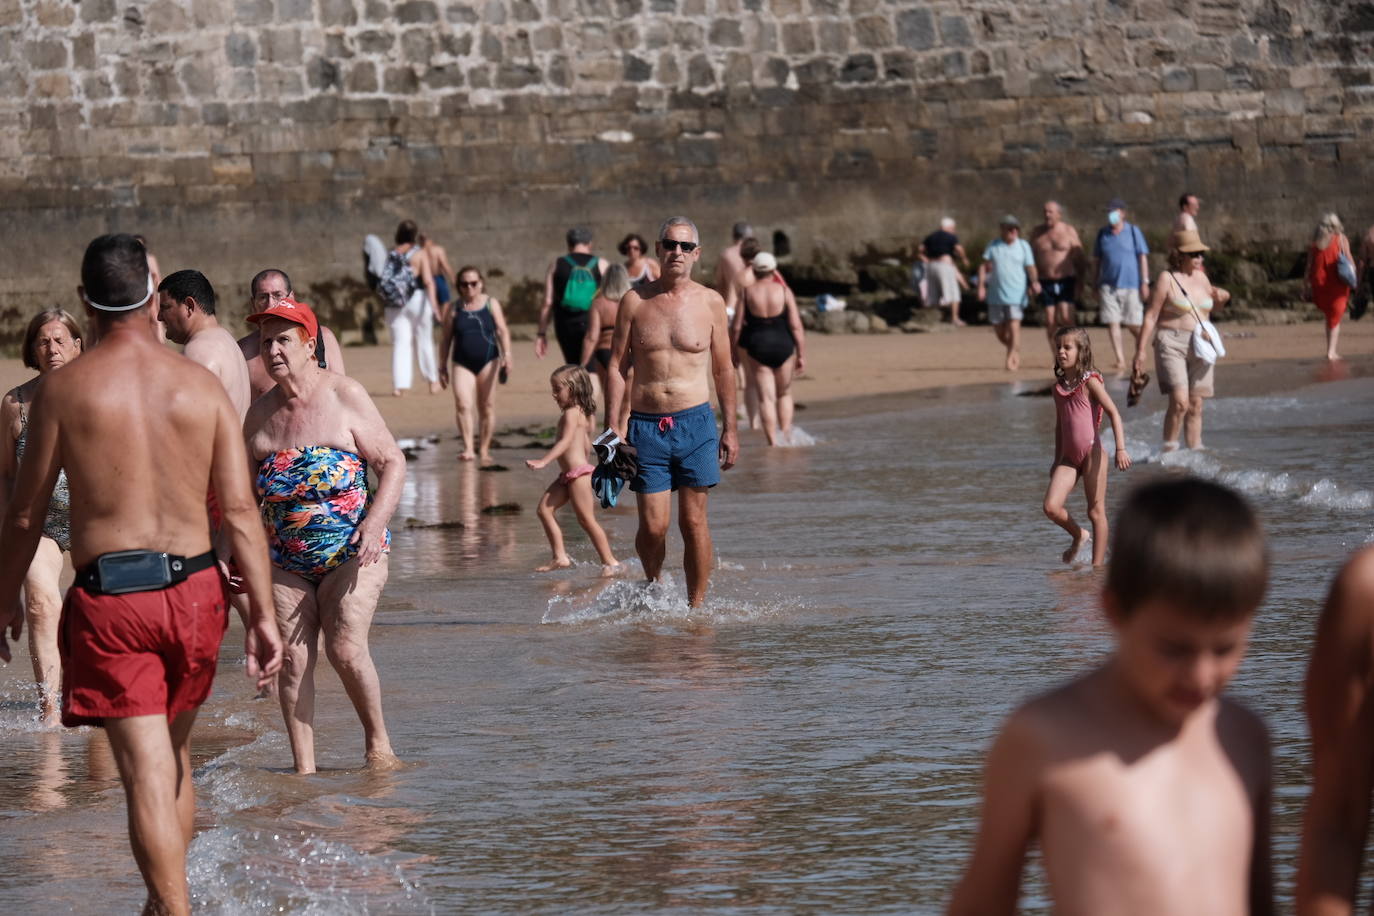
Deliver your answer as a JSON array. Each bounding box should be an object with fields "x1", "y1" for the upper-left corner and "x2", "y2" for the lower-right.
[{"x1": 0, "y1": 234, "x2": 283, "y2": 916}]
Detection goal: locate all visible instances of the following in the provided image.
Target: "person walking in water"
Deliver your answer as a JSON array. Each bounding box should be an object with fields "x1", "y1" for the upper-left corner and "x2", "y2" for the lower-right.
[
  {"x1": 0, "y1": 234, "x2": 283, "y2": 916},
  {"x1": 1042, "y1": 326, "x2": 1130, "y2": 567},
  {"x1": 537, "y1": 227, "x2": 608, "y2": 366},
  {"x1": 731, "y1": 252, "x2": 805, "y2": 446},
  {"x1": 978, "y1": 215, "x2": 1039, "y2": 371},
  {"x1": 605, "y1": 216, "x2": 739, "y2": 608},
  {"x1": 0, "y1": 309, "x2": 83, "y2": 725},
  {"x1": 525, "y1": 365, "x2": 620, "y2": 575},
  {"x1": 1304, "y1": 213, "x2": 1355, "y2": 361},
  {"x1": 438, "y1": 266, "x2": 512, "y2": 464}
]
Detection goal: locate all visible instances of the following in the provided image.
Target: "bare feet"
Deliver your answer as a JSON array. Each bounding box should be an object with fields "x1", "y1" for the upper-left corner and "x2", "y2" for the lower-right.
[
  {"x1": 600, "y1": 562, "x2": 622, "y2": 578},
  {"x1": 428, "y1": 380, "x2": 442, "y2": 394},
  {"x1": 365, "y1": 750, "x2": 403, "y2": 771},
  {"x1": 1005, "y1": 351, "x2": 1020, "y2": 371},
  {"x1": 1063, "y1": 527, "x2": 1091, "y2": 564},
  {"x1": 477, "y1": 452, "x2": 493, "y2": 464},
  {"x1": 536, "y1": 556, "x2": 573, "y2": 572},
  {"x1": 457, "y1": 451, "x2": 476, "y2": 462},
  {"x1": 393, "y1": 388, "x2": 404, "y2": 398}
]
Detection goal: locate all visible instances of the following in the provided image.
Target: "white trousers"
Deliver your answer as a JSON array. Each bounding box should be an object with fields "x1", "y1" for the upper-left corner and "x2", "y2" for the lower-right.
[{"x1": 387, "y1": 289, "x2": 437, "y2": 390}]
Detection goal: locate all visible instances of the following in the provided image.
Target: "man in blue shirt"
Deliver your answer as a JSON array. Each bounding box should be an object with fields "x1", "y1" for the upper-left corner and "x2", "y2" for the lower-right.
[
  {"x1": 1093, "y1": 197, "x2": 1151, "y2": 370},
  {"x1": 978, "y1": 215, "x2": 1040, "y2": 371}
]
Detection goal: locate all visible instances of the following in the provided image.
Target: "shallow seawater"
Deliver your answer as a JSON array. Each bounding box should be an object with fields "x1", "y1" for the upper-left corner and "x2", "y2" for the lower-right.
[{"x1": 1, "y1": 357, "x2": 1371, "y2": 913}]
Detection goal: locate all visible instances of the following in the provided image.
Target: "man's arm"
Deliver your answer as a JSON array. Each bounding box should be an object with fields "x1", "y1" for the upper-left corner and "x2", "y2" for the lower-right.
[
  {"x1": 536, "y1": 260, "x2": 556, "y2": 358},
  {"x1": 708, "y1": 292, "x2": 738, "y2": 470},
  {"x1": 947, "y1": 710, "x2": 1041, "y2": 915},
  {"x1": 604, "y1": 291, "x2": 639, "y2": 434},
  {"x1": 209, "y1": 396, "x2": 282, "y2": 688},
  {"x1": 1136, "y1": 228, "x2": 1151, "y2": 298},
  {"x1": 1298, "y1": 548, "x2": 1374, "y2": 916},
  {"x1": 416, "y1": 252, "x2": 440, "y2": 322},
  {"x1": 342, "y1": 379, "x2": 406, "y2": 567},
  {"x1": 580, "y1": 304, "x2": 602, "y2": 369},
  {"x1": 323, "y1": 328, "x2": 346, "y2": 375},
  {"x1": 0, "y1": 384, "x2": 61, "y2": 661}
]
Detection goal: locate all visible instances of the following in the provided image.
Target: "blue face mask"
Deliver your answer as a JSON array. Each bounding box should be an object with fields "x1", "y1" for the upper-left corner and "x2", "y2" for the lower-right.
[{"x1": 1107, "y1": 210, "x2": 1123, "y2": 227}]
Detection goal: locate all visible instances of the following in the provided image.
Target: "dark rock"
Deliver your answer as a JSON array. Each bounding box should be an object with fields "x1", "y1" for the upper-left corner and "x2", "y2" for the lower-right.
[
  {"x1": 896, "y1": 7, "x2": 936, "y2": 50},
  {"x1": 623, "y1": 54, "x2": 652, "y2": 82},
  {"x1": 225, "y1": 33, "x2": 257, "y2": 68},
  {"x1": 840, "y1": 54, "x2": 877, "y2": 83},
  {"x1": 320, "y1": 0, "x2": 359, "y2": 26},
  {"x1": 396, "y1": 0, "x2": 439, "y2": 23}
]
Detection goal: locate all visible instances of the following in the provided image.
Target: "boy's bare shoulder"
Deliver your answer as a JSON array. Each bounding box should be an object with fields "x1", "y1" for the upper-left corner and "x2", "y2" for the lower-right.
[{"x1": 1000, "y1": 669, "x2": 1111, "y2": 756}]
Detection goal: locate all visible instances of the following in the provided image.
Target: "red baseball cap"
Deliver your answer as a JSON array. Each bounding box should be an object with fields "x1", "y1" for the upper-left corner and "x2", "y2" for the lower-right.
[{"x1": 247, "y1": 297, "x2": 319, "y2": 340}]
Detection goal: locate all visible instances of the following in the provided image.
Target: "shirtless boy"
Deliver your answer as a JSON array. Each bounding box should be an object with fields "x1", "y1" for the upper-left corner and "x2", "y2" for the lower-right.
[
  {"x1": 605, "y1": 216, "x2": 739, "y2": 608},
  {"x1": 950, "y1": 477, "x2": 1272, "y2": 916},
  {"x1": 237, "y1": 268, "x2": 347, "y2": 399},
  {"x1": 0, "y1": 235, "x2": 282, "y2": 916},
  {"x1": 1298, "y1": 546, "x2": 1374, "y2": 914},
  {"x1": 1030, "y1": 201, "x2": 1086, "y2": 350}
]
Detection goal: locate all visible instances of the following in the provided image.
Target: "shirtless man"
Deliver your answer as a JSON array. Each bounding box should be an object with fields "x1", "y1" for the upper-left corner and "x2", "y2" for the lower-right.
[
  {"x1": 1030, "y1": 201, "x2": 1086, "y2": 349},
  {"x1": 0, "y1": 234, "x2": 282, "y2": 916},
  {"x1": 420, "y1": 233, "x2": 457, "y2": 311},
  {"x1": 605, "y1": 216, "x2": 739, "y2": 608},
  {"x1": 1298, "y1": 547, "x2": 1374, "y2": 914},
  {"x1": 950, "y1": 478, "x2": 1273, "y2": 915},
  {"x1": 237, "y1": 268, "x2": 347, "y2": 400},
  {"x1": 1173, "y1": 192, "x2": 1201, "y2": 233},
  {"x1": 158, "y1": 269, "x2": 252, "y2": 419},
  {"x1": 712, "y1": 221, "x2": 753, "y2": 295}
]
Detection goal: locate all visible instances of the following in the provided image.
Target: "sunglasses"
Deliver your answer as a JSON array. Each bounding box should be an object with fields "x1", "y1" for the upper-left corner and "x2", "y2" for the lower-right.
[
  {"x1": 1188, "y1": 252, "x2": 1205, "y2": 259},
  {"x1": 459, "y1": 280, "x2": 481, "y2": 287},
  {"x1": 660, "y1": 238, "x2": 699, "y2": 253}
]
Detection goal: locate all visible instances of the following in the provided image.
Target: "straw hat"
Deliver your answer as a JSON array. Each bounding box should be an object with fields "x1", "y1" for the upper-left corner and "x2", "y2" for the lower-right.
[{"x1": 1171, "y1": 229, "x2": 1209, "y2": 253}]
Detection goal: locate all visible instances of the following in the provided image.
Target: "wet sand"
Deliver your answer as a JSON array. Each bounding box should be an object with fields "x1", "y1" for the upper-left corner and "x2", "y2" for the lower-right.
[{"x1": 3, "y1": 318, "x2": 1366, "y2": 439}]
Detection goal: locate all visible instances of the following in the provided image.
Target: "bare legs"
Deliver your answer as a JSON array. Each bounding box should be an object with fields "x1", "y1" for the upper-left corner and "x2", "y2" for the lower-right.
[
  {"x1": 105, "y1": 709, "x2": 200, "y2": 916},
  {"x1": 1044, "y1": 301, "x2": 1074, "y2": 352},
  {"x1": 23, "y1": 535, "x2": 63, "y2": 726},
  {"x1": 993, "y1": 319, "x2": 1022, "y2": 371},
  {"x1": 748, "y1": 355, "x2": 797, "y2": 446},
  {"x1": 451, "y1": 360, "x2": 500, "y2": 462},
  {"x1": 535, "y1": 478, "x2": 619, "y2": 573},
  {"x1": 1107, "y1": 321, "x2": 1142, "y2": 372},
  {"x1": 1161, "y1": 391, "x2": 1205, "y2": 450},
  {"x1": 634, "y1": 487, "x2": 713, "y2": 607},
  {"x1": 272, "y1": 558, "x2": 395, "y2": 774},
  {"x1": 1325, "y1": 321, "x2": 1342, "y2": 360},
  {"x1": 1043, "y1": 447, "x2": 1109, "y2": 566}
]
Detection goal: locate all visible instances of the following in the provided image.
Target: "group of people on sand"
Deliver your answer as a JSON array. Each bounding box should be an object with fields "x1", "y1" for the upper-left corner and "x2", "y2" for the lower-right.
[{"x1": 921, "y1": 196, "x2": 1371, "y2": 370}]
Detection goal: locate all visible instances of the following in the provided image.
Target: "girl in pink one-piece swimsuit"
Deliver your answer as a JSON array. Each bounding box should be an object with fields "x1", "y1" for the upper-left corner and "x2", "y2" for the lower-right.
[{"x1": 1043, "y1": 327, "x2": 1132, "y2": 567}]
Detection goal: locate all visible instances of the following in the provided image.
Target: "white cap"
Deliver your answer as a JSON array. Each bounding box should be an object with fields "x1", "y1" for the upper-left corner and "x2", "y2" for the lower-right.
[{"x1": 752, "y1": 251, "x2": 777, "y2": 273}]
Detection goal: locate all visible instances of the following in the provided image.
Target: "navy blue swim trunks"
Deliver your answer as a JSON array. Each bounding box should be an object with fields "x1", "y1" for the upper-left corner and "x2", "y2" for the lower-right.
[
  {"x1": 1038, "y1": 276, "x2": 1078, "y2": 308},
  {"x1": 627, "y1": 402, "x2": 720, "y2": 494}
]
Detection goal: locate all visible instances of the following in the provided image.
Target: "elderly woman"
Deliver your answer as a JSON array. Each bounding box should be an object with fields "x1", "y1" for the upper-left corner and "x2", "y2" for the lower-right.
[
  {"x1": 1305, "y1": 212, "x2": 1355, "y2": 361},
  {"x1": 731, "y1": 252, "x2": 806, "y2": 445},
  {"x1": 619, "y1": 232, "x2": 660, "y2": 290},
  {"x1": 242, "y1": 297, "x2": 405, "y2": 774},
  {"x1": 0, "y1": 309, "x2": 82, "y2": 725},
  {"x1": 1133, "y1": 230, "x2": 1231, "y2": 452},
  {"x1": 438, "y1": 266, "x2": 512, "y2": 464}
]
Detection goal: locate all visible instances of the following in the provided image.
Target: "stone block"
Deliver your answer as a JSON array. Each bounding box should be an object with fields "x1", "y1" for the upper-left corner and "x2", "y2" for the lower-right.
[
  {"x1": 384, "y1": 66, "x2": 420, "y2": 93},
  {"x1": 656, "y1": 51, "x2": 681, "y2": 85},
  {"x1": 623, "y1": 54, "x2": 652, "y2": 82},
  {"x1": 234, "y1": 0, "x2": 273, "y2": 22},
  {"x1": 36, "y1": 0, "x2": 75, "y2": 26},
  {"x1": 531, "y1": 26, "x2": 561, "y2": 51},
  {"x1": 1161, "y1": 68, "x2": 1194, "y2": 92},
  {"x1": 676, "y1": 22, "x2": 705, "y2": 49},
  {"x1": 513, "y1": 0, "x2": 541, "y2": 19},
  {"x1": 613, "y1": 23, "x2": 640, "y2": 50},
  {"x1": 402, "y1": 29, "x2": 435, "y2": 64},
  {"x1": 687, "y1": 53, "x2": 714, "y2": 88},
  {"x1": 72, "y1": 34, "x2": 97, "y2": 69},
  {"x1": 276, "y1": 0, "x2": 313, "y2": 21},
  {"x1": 481, "y1": 29, "x2": 502, "y2": 61},
  {"x1": 180, "y1": 59, "x2": 218, "y2": 97},
  {"x1": 497, "y1": 63, "x2": 542, "y2": 88},
  {"x1": 33, "y1": 73, "x2": 72, "y2": 100},
  {"x1": 817, "y1": 19, "x2": 850, "y2": 52},
  {"x1": 81, "y1": 0, "x2": 118, "y2": 22},
  {"x1": 710, "y1": 19, "x2": 744, "y2": 47},
  {"x1": 896, "y1": 7, "x2": 935, "y2": 51},
  {"x1": 24, "y1": 39, "x2": 68, "y2": 70},
  {"x1": 307, "y1": 57, "x2": 344, "y2": 91},
  {"x1": 839, "y1": 53, "x2": 876, "y2": 83},
  {"x1": 939, "y1": 13, "x2": 972, "y2": 47},
  {"x1": 853, "y1": 15, "x2": 893, "y2": 48},
  {"x1": 262, "y1": 28, "x2": 303, "y2": 63},
  {"x1": 226, "y1": 33, "x2": 257, "y2": 68},
  {"x1": 1263, "y1": 89, "x2": 1305, "y2": 116},
  {"x1": 396, "y1": 0, "x2": 440, "y2": 23},
  {"x1": 882, "y1": 50, "x2": 915, "y2": 82},
  {"x1": 320, "y1": 0, "x2": 359, "y2": 26},
  {"x1": 809, "y1": 0, "x2": 842, "y2": 13},
  {"x1": 781, "y1": 22, "x2": 814, "y2": 55},
  {"x1": 357, "y1": 31, "x2": 394, "y2": 53}
]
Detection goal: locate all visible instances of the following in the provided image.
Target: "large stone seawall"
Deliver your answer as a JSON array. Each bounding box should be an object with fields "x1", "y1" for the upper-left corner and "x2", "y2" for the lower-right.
[{"x1": 2, "y1": 0, "x2": 1371, "y2": 340}]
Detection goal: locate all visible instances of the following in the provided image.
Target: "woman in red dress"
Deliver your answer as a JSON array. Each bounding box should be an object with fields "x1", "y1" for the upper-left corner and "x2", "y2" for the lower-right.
[{"x1": 1306, "y1": 212, "x2": 1355, "y2": 361}]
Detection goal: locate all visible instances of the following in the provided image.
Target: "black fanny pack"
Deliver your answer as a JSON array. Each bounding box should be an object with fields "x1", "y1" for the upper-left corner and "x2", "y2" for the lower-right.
[{"x1": 75, "y1": 550, "x2": 217, "y2": 596}]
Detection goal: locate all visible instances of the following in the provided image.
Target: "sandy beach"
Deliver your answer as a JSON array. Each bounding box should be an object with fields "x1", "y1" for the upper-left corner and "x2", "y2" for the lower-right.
[{"x1": 3, "y1": 318, "x2": 1366, "y2": 439}]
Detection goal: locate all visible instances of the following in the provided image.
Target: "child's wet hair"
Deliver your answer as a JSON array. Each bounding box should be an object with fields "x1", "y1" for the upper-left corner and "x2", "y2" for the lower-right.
[
  {"x1": 551, "y1": 364, "x2": 596, "y2": 418},
  {"x1": 1107, "y1": 477, "x2": 1268, "y2": 620},
  {"x1": 1052, "y1": 326, "x2": 1095, "y2": 382}
]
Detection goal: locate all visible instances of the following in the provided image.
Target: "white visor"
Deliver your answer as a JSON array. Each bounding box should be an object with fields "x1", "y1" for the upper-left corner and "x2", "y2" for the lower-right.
[{"x1": 84, "y1": 274, "x2": 155, "y2": 312}]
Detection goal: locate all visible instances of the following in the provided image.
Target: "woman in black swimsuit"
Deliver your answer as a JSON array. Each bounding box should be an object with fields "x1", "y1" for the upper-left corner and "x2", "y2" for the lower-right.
[
  {"x1": 730, "y1": 253, "x2": 806, "y2": 446},
  {"x1": 580, "y1": 263, "x2": 633, "y2": 432},
  {"x1": 439, "y1": 267, "x2": 512, "y2": 463}
]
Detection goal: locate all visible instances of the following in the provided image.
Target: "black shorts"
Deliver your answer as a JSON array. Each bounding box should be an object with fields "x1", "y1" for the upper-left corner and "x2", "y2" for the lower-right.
[{"x1": 1039, "y1": 277, "x2": 1078, "y2": 309}]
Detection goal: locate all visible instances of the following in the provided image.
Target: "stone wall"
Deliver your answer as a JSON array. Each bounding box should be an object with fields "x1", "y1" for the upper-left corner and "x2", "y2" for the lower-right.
[{"x1": 2, "y1": 0, "x2": 1372, "y2": 339}]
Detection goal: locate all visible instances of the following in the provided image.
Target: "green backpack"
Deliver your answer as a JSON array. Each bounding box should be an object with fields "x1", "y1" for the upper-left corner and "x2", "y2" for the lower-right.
[{"x1": 560, "y1": 255, "x2": 597, "y2": 312}]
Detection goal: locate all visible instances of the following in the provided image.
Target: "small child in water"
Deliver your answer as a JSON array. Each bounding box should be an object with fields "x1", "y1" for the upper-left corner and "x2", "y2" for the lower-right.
[
  {"x1": 950, "y1": 478, "x2": 1273, "y2": 915},
  {"x1": 1044, "y1": 326, "x2": 1130, "y2": 566},
  {"x1": 526, "y1": 365, "x2": 620, "y2": 575}
]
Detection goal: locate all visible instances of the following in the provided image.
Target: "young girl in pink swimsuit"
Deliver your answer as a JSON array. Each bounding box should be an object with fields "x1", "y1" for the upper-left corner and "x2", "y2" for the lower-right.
[
  {"x1": 1043, "y1": 327, "x2": 1132, "y2": 566},
  {"x1": 526, "y1": 365, "x2": 621, "y2": 575}
]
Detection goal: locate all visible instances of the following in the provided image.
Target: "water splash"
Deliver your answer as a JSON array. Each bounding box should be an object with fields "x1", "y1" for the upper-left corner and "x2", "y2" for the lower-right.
[
  {"x1": 1298, "y1": 479, "x2": 1374, "y2": 511},
  {"x1": 188, "y1": 827, "x2": 431, "y2": 915},
  {"x1": 542, "y1": 574, "x2": 789, "y2": 627},
  {"x1": 776, "y1": 425, "x2": 819, "y2": 447}
]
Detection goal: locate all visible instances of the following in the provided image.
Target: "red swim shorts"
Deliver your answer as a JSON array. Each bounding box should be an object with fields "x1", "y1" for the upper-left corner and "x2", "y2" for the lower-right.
[{"x1": 60, "y1": 566, "x2": 229, "y2": 728}]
